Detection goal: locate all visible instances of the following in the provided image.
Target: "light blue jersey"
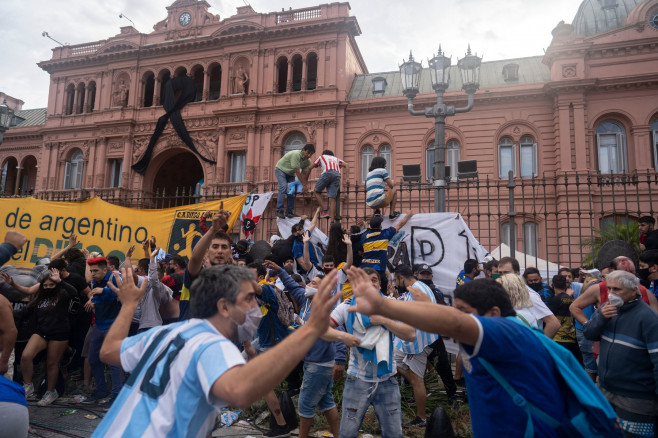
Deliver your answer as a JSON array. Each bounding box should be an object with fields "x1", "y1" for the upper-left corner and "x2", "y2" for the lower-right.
[
  {"x1": 395, "y1": 281, "x2": 440, "y2": 354},
  {"x1": 92, "y1": 319, "x2": 245, "y2": 438}
]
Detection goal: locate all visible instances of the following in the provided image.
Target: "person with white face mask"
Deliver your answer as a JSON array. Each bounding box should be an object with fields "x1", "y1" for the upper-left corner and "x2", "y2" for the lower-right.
[
  {"x1": 583, "y1": 270, "x2": 658, "y2": 437},
  {"x1": 93, "y1": 258, "x2": 343, "y2": 438}
]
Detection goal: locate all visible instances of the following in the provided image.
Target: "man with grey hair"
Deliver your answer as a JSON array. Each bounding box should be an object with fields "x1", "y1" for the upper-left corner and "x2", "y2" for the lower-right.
[
  {"x1": 583, "y1": 270, "x2": 658, "y2": 437},
  {"x1": 93, "y1": 259, "x2": 341, "y2": 438}
]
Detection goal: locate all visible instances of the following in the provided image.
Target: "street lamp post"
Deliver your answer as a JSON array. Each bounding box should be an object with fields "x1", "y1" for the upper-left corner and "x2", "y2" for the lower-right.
[
  {"x1": 399, "y1": 46, "x2": 481, "y2": 212},
  {"x1": 0, "y1": 99, "x2": 15, "y2": 145}
]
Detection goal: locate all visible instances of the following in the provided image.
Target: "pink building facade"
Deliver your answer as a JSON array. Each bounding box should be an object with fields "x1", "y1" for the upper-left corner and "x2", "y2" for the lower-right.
[{"x1": 2, "y1": 0, "x2": 658, "y2": 266}]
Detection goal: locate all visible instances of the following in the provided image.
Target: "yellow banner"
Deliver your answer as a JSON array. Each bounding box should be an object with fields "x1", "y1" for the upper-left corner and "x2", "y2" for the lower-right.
[{"x1": 0, "y1": 195, "x2": 247, "y2": 267}]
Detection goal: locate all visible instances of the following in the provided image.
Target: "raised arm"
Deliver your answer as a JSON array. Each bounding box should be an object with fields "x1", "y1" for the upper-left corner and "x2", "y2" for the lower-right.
[
  {"x1": 0, "y1": 230, "x2": 27, "y2": 267},
  {"x1": 0, "y1": 272, "x2": 39, "y2": 295},
  {"x1": 569, "y1": 283, "x2": 601, "y2": 325},
  {"x1": 347, "y1": 267, "x2": 480, "y2": 346},
  {"x1": 50, "y1": 234, "x2": 78, "y2": 261},
  {"x1": 343, "y1": 234, "x2": 353, "y2": 271},
  {"x1": 307, "y1": 207, "x2": 321, "y2": 234},
  {"x1": 394, "y1": 212, "x2": 414, "y2": 231},
  {"x1": 299, "y1": 231, "x2": 313, "y2": 273},
  {"x1": 188, "y1": 203, "x2": 231, "y2": 277}
]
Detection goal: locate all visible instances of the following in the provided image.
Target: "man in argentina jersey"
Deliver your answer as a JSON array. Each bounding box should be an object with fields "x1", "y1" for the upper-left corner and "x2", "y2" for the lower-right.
[
  {"x1": 93, "y1": 261, "x2": 340, "y2": 438},
  {"x1": 329, "y1": 267, "x2": 416, "y2": 438},
  {"x1": 392, "y1": 264, "x2": 440, "y2": 428}
]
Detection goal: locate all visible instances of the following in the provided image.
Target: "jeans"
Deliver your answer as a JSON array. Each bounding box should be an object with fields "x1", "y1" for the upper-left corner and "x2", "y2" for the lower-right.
[
  {"x1": 298, "y1": 363, "x2": 335, "y2": 418},
  {"x1": 340, "y1": 376, "x2": 402, "y2": 438},
  {"x1": 276, "y1": 169, "x2": 296, "y2": 214},
  {"x1": 576, "y1": 328, "x2": 597, "y2": 374},
  {"x1": 88, "y1": 326, "x2": 124, "y2": 397}
]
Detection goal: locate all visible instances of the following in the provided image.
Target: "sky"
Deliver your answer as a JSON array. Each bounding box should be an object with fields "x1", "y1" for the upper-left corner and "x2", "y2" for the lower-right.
[{"x1": 0, "y1": 0, "x2": 584, "y2": 109}]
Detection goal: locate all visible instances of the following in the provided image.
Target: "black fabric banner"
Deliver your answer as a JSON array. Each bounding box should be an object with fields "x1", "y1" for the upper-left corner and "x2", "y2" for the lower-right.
[{"x1": 132, "y1": 76, "x2": 216, "y2": 175}]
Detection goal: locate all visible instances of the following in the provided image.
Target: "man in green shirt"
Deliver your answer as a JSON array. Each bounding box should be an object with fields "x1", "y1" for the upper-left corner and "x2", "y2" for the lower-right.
[{"x1": 275, "y1": 143, "x2": 315, "y2": 218}]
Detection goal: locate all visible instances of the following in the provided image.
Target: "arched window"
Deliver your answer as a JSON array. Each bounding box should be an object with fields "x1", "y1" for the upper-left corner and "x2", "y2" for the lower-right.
[
  {"x1": 283, "y1": 132, "x2": 306, "y2": 154},
  {"x1": 276, "y1": 57, "x2": 288, "y2": 93},
  {"x1": 361, "y1": 145, "x2": 374, "y2": 182},
  {"x1": 64, "y1": 149, "x2": 84, "y2": 190},
  {"x1": 596, "y1": 120, "x2": 627, "y2": 173},
  {"x1": 519, "y1": 135, "x2": 537, "y2": 178},
  {"x1": 191, "y1": 65, "x2": 204, "y2": 102},
  {"x1": 142, "y1": 73, "x2": 155, "y2": 107},
  {"x1": 500, "y1": 222, "x2": 512, "y2": 248},
  {"x1": 159, "y1": 70, "x2": 171, "y2": 105},
  {"x1": 87, "y1": 81, "x2": 97, "y2": 112},
  {"x1": 379, "y1": 144, "x2": 392, "y2": 176},
  {"x1": 651, "y1": 118, "x2": 658, "y2": 171},
  {"x1": 208, "y1": 64, "x2": 221, "y2": 100},
  {"x1": 523, "y1": 222, "x2": 538, "y2": 257},
  {"x1": 306, "y1": 53, "x2": 318, "y2": 90},
  {"x1": 64, "y1": 84, "x2": 75, "y2": 115},
  {"x1": 498, "y1": 137, "x2": 516, "y2": 178},
  {"x1": 291, "y1": 55, "x2": 303, "y2": 92},
  {"x1": 447, "y1": 140, "x2": 460, "y2": 180},
  {"x1": 76, "y1": 83, "x2": 86, "y2": 114}
]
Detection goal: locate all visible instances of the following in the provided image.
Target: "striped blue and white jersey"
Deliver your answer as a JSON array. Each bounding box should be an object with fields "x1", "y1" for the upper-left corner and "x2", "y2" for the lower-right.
[
  {"x1": 92, "y1": 319, "x2": 245, "y2": 438},
  {"x1": 395, "y1": 281, "x2": 440, "y2": 354},
  {"x1": 365, "y1": 168, "x2": 389, "y2": 207}
]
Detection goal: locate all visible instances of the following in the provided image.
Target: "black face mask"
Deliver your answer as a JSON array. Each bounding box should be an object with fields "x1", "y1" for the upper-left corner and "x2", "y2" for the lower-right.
[
  {"x1": 166, "y1": 267, "x2": 175, "y2": 275},
  {"x1": 296, "y1": 234, "x2": 304, "y2": 241},
  {"x1": 638, "y1": 268, "x2": 651, "y2": 282},
  {"x1": 528, "y1": 282, "x2": 543, "y2": 292}
]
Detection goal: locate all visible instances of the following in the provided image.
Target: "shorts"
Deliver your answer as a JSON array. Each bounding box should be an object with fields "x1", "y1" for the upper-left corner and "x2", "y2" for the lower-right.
[
  {"x1": 315, "y1": 170, "x2": 341, "y2": 198},
  {"x1": 369, "y1": 189, "x2": 395, "y2": 209},
  {"x1": 36, "y1": 331, "x2": 69, "y2": 342},
  {"x1": 393, "y1": 346, "x2": 431, "y2": 378},
  {"x1": 298, "y1": 362, "x2": 336, "y2": 418}
]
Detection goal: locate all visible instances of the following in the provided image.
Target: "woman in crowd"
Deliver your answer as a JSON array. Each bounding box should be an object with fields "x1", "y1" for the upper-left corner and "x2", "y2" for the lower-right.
[
  {"x1": 3, "y1": 269, "x2": 73, "y2": 406},
  {"x1": 496, "y1": 273, "x2": 539, "y2": 328}
]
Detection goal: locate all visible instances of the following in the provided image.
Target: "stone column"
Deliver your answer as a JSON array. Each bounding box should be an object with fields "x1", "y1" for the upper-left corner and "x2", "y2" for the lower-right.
[
  {"x1": 215, "y1": 127, "x2": 227, "y2": 182},
  {"x1": 94, "y1": 137, "x2": 107, "y2": 188},
  {"x1": 261, "y1": 125, "x2": 273, "y2": 181},
  {"x1": 219, "y1": 58, "x2": 229, "y2": 97},
  {"x1": 557, "y1": 101, "x2": 572, "y2": 171},
  {"x1": 13, "y1": 166, "x2": 23, "y2": 195},
  {"x1": 74, "y1": 87, "x2": 81, "y2": 114},
  {"x1": 301, "y1": 57, "x2": 308, "y2": 90},
  {"x1": 94, "y1": 73, "x2": 103, "y2": 112},
  {"x1": 572, "y1": 102, "x2": 588, "y2": 170},
  {"x1": 84, "y1": 86, "x2": 93, "y2": 113},
  {"x1": 246, "y1": 125, "x2": 256, "y2": 181},
  {"x1": 286, "y1": 59, "x2": 293, "y2": 92},
  {"x1": 202, "y1": 70, "x2": 210, "y2": 101},
  {"x1": 317, "y1": 44, "x2": 326, "y2": 88},
  {"x1": 121, "y1": 135, "x2": 132, "y2": 189},
  {"x1": 154, "y1": 77, "x2": 162, "y2": 106}
]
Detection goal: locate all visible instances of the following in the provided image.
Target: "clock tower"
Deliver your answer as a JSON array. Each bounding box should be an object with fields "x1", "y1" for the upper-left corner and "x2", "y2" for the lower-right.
[{"x1": 161, "y1": 0, "x2": 216, "y2": 30}]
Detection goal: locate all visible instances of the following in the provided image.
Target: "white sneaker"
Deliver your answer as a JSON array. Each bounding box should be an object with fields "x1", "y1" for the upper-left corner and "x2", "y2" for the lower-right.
[
  {"x1": 23, "y1": 382, "x2": 34, "y2": 399},
  {"x1": 37, "y1": 390, "x2": 59, "y2": 406}
]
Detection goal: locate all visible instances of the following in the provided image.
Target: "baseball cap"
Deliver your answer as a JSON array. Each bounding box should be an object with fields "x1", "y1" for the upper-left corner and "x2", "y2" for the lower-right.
[
  {"x1": 418, "y1": 263, "x2": 432, "y2": 274},
  {"x1": 581, "y1": 268, "x2": 602, "y2": 278}
]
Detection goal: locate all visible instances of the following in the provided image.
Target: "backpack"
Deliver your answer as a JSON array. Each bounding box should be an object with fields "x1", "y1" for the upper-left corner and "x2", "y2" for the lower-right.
[
  {"x1": 262, "y1": 284, "x2": 295, "y2": 328},
  {"x1": 270, "y1": 236, "x2": 295, "y2": 266},
  {"x1": 479, "y1": 317, "x2": 622, "y2": 438}
]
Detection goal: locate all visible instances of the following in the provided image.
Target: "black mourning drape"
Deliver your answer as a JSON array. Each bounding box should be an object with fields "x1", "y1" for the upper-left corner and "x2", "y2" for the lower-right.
[{"x1": 132, "y1": 76, "x2": 216, "y2": 175}]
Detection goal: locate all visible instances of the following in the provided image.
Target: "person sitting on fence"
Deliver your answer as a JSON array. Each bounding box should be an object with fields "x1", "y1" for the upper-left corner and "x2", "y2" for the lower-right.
[
  {"x1": 310, "y1": 150, "x2": 346, "y2": 222},
  {"x1": 275, "y1": 143, "x2": 315, "y2": 219},
  {"x1": 365, "y1": 156, "x2": 399, "y2": 220}
]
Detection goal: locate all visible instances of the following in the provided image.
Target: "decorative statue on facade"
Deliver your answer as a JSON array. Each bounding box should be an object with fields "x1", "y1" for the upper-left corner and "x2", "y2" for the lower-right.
[
  {"x1": 231, "y1": 63, "x2": 249, "y2": 94},
  {"x1": 112, "y1": 79, "x2": 129, "y2": 107}
]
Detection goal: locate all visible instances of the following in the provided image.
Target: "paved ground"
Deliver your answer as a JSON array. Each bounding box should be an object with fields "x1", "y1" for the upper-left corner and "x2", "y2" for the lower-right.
[{"x1": 25, "y1": 399, "x2": 341, "y2": 438}]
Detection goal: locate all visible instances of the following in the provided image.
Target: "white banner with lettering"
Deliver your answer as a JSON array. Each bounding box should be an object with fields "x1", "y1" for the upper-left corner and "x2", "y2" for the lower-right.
[{"x1": 380, "y1": 212, "x2": 490, "y2": 353}]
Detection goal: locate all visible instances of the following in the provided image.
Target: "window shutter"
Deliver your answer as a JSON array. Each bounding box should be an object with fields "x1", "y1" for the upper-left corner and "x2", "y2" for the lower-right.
[{"x1": 64, "y1": 162, "x2": 71, "y2": 189}]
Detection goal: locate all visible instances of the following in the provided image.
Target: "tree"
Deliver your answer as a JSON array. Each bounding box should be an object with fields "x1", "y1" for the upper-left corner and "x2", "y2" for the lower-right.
[{"x1": 580, "y1": 221, "x2": 639, "y2": 268}]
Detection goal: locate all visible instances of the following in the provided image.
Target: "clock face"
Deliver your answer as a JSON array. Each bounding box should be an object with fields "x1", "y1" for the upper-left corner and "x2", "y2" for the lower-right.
[
  {"x1": 179, "y1": 12, "x2": 191, "y2": 27},
  {"x1": 650, "y1": 12, "x2": 658, "y2": 29}
]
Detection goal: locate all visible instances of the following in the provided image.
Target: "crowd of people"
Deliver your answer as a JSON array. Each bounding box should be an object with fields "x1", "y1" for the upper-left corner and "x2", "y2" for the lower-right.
[{"x1": 1, "y1": 158, "x2": 658, "y2": 437}]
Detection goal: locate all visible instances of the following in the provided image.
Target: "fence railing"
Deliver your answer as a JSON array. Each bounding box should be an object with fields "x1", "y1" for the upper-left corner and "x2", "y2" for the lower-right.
[{"x1": 4, "y1": 170, "x2": 657, "y2": 274}]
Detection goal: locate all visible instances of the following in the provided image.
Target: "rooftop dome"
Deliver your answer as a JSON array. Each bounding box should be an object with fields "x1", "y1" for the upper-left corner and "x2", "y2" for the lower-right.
[{"x1": 572, "y1": 0, "x2": 645, "y2": 35}]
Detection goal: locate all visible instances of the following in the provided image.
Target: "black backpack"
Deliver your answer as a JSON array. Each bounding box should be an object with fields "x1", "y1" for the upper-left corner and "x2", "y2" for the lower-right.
[{"x1": 270, "y1": 236, "x2": 295, "y2": 265}]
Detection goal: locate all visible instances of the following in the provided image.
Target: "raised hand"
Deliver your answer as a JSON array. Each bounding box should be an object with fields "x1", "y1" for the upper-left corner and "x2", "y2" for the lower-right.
[
  {"x1": 342, "y1": 233, "x2": 352, "y2": 245},
  {"x1": 125, "y1": 245, "x2": 135, "y2": 259},
  {"x1": 0, "y1": 272, "x2": 14, "y2": 285},
  {"x1": 302, "y1": 230, "x2": 311, "y2": 243},
  {"x1": 346, "y1": 267, "x2": 385, "y2": 316},
  {"x1": 151, "y1": 246, "x2": 161, "y2": 260},
  {"x1": 263, "y1": 260, "x2": 281, "y2": 272},
  {"x1": 306, "y1": 270, "x2": 340, "y2": 336},
  {"x1": 68, "y1": 233, "x2": 78, "y2": 247},
  {"x1": 4, "y1": 230, "x2": 27, "y2": 251},
  {"x1": 212, "y1": 201, "x2": 231, "y2": 232},
  {"x1": 116, "y1": 266, "x2": 147, "y2": 306},
  {"x1": 48, "y1": 268, "x2": 61, "y2": 283}
]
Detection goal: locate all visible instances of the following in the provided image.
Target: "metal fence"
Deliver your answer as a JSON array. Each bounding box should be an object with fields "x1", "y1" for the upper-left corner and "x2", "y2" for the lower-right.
[{"x1": 4, "y1": 170, "x2": 657, "y2": 273}]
